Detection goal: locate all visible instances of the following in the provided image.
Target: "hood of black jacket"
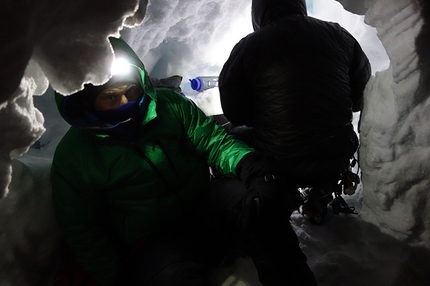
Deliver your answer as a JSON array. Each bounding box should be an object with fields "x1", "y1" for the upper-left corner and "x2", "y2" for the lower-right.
[{"x1": 252, "y1": 0, "x2": 307, "y2": 31}]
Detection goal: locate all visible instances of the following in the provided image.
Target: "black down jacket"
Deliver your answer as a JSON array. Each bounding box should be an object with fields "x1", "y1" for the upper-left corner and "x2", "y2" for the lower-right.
[{"x1": 219, "y1": 0, "x2": 371, "y2": 185}]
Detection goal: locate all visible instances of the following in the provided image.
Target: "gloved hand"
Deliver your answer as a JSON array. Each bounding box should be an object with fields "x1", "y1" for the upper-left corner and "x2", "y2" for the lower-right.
[{"x1": 236, "y1": 152, "x2": 294, "y2": 237}]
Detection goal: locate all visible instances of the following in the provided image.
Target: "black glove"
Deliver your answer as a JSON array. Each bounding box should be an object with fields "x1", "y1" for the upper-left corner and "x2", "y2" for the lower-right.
[{"x1": 236, "y1": 152, "x2": 294, "y2": 236}]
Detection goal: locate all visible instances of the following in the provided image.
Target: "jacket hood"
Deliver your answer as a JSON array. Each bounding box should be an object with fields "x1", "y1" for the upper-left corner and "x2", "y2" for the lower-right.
[
  {"x1": 55, "y1": 37, "x2": 157, "y2": 138},
  {"x1": 251, "y1": 0, "x2": 307, "y2": 31}
]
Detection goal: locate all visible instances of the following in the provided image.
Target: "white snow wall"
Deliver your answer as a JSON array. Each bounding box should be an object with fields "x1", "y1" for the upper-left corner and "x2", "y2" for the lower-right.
[{"x1": 358, "y1": 0, "x2": 430, "y2": 248}]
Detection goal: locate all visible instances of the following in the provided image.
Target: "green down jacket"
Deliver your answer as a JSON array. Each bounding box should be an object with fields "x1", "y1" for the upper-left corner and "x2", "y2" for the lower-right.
[{"x1": 51, "y1": 38, "x2": 254, "y2": 285}]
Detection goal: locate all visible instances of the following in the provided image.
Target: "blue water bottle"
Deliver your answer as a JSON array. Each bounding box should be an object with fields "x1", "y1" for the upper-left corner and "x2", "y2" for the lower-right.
[{"x1": 189, "y1": 76, "x2": 219, "y2": 92}]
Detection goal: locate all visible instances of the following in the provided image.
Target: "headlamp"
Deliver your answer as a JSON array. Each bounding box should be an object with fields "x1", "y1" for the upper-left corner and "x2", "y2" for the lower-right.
[{"x1": 111, "y1": 57, "x2": 132, "y2": 76}]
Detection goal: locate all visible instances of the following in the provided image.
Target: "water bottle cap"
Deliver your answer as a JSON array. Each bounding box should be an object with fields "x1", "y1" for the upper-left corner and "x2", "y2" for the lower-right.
[{"x1": 189, "y1": 78, "x2": 202, "y2": 91}]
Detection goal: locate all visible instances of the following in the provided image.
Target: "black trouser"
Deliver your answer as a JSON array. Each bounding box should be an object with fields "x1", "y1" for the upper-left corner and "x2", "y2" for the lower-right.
[{"x1": 127, "y1": 178, "x2": 316, "y2": 286}]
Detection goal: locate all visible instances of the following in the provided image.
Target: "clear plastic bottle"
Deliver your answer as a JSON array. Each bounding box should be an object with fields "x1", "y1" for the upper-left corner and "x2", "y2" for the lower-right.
[{"x1": 189, "y1": 76, "x2": 219, "y2": 92}]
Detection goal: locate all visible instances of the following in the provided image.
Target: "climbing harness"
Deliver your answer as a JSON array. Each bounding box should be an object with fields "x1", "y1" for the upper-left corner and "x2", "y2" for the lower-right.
[{"x1": 298, "y1": 157, "x2": 360, "y2": 224}]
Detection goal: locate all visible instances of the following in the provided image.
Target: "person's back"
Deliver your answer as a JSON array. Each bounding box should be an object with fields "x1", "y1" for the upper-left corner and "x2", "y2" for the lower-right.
[{"x1": 219, "y1": 0, "x2": 371, "y2": 187}]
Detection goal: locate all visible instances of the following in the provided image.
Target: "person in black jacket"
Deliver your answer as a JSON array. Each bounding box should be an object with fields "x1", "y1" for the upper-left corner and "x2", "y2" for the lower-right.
[{"x1": 219, "y1": 0, "x2": 371, "y2": 219}]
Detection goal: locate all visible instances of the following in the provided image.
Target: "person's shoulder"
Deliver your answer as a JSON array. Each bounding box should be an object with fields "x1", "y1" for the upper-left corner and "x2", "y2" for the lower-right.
[
  {"x1": 55, "y1": 128, "x2": 92, "y2": 156},
  {"x1": 305, "y1": 15, "x2": 341, "y2": 30},
  {"x1": 305, "y1": 16, "x2": 357, "y2": 43},
  {"x1": 154, "y1": 87, "x2": 192, "y2": 105},
  {"x1": 154, "y1": 88, "x2": 204, "y2": 125},
  {"x1": 155, "y1": 87, "x2": 181, "y2": 97}
]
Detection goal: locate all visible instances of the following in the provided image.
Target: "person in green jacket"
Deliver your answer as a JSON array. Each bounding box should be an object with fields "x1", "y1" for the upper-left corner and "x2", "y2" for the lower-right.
[{"x1": 51, "y1": 37, "x2": 317, "y2": 286}]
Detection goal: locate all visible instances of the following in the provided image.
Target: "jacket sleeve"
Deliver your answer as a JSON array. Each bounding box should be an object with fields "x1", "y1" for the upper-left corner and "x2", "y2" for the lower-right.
[
  {"x1": 346, "y1": 30, "x2": 371, "y2": 112},
  {"x1": 219, "y1": 39, "x2": 254, "y2": 126},
  {"x1": 51, "y1": 140, "x2": 124, "y2": 286},
  {"x1": 166, "y1": 91, "x2": 255, "y2": 176}
]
